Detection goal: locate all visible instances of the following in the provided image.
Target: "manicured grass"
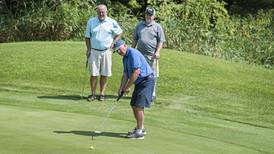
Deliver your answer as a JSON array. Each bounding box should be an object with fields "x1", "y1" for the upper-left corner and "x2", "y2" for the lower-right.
[{"x1": 0, "y1": 42, "x2": 274, "y2": 154}]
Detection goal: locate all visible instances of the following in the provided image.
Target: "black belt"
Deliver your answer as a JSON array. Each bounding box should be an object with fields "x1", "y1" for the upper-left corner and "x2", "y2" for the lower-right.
[
  {"x1": 138, "y1": 74, "x2": 154, "y2": 85},
  {"x1": 141, "y1": 73, "x2": 154, "y2": 82},
  {"x1": 91, "y1": 48, "x2": 109, "y2": 51},
  {"x1": 144, "y1": 74, "x2": 154, "y2": 80}
]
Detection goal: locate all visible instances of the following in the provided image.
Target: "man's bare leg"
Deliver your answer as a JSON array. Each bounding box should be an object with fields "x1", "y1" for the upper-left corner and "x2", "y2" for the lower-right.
[
  {"x1": 98, "y1": 76, "x2": 107, "y2": 101},
  {"x1": 134, "y1": 107, "x2": 144, "y2": 130},
  {"x1": 87, "y1": 76, "x2": 97, "y2": 101}
]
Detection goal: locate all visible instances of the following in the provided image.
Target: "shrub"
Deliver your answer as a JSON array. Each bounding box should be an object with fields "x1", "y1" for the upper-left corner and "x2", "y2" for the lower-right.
[
  {"x1": 155, "y1": 0, "x2": 273, "y2": 68},
  {"x1": 0, "y1": 0, "x2": 97, "y2": 42},
  {"x1": 1, "y1": 0, "x2": 273, "y2": 68}
]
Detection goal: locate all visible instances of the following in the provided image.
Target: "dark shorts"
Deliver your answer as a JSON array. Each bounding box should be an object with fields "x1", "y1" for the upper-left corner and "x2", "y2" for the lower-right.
[{"x1": 130, "y1": 74, "x2": 155, "y2": 108}]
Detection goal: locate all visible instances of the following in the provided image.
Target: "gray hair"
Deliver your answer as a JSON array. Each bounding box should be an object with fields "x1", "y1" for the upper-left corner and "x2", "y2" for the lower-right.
[{"x1": 97, "y1": 4, "x2": 107, "y2": 12}]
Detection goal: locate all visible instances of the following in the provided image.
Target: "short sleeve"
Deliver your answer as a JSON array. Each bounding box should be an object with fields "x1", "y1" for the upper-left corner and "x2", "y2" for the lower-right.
[
  {"x1": 157, "y1": 24, "x2": 166, "y2": 43},
  {"x1": 129, "y1": 52, "x2": 141, "y2": 70},
  {"x1": 85, "y1": 19, "x2": 91, "y2": 38},
  {"x1": 112, "y1": 20, "x2": 123, "y2": 36}
]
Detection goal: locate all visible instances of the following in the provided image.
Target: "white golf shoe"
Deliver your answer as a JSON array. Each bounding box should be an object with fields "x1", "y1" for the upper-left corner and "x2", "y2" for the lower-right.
[
  {"x1": 127, "y1": 128, "x2": 147, "y2": 135},
  {"x1": 127, "y1": 130, "x2": 145, "y2": 139}
]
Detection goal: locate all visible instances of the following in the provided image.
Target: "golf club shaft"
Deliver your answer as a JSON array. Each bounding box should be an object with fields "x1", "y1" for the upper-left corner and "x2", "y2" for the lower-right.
[
  {"x1": 116, "y1": 91, "x2": 124, "y2": 101},
  {"x1": 97, "y1": 101, "x2": 118, "y2": 130}
]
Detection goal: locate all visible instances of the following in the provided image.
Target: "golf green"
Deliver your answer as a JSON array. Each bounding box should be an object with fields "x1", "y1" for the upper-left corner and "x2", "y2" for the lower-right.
[{"x1": 0, "y1": 42, "x2": 274, "y2": 153}]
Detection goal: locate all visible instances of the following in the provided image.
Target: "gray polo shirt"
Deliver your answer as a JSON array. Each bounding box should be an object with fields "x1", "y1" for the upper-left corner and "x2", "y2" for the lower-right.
[{"x1": 133, "y1": 21, "x2": 165, "y2": 56}]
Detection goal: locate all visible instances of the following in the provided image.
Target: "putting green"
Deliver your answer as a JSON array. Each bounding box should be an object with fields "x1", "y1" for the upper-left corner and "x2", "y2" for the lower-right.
[
  {"x1": 0, "y1": 92, "x2": 273, "y2": 154},
  {"x1": 1, "y1": 42, "x2": 274, "y2": 153}
]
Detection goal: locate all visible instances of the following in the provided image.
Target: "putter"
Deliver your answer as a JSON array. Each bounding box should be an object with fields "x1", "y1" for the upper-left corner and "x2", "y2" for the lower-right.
[
  {"x1": 92, "y1": 92, "x2": 124, "y2": 139},
  {"x1": 93, "y1": 100, "x2": 118, "y2": 138},
  {"x1": 97, "y1": 91, "x2": 124, "y2": 131},
  {"x1": 116, "y1": 91, "x2": 124, "y2": 101}
]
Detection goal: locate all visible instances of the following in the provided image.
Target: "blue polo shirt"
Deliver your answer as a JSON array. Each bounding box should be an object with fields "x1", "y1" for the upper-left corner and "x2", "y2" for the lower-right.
[
  {"x1": 85, "y1": 16, "x2": 122, "y2": 50},
  {"x1": 123, "y1": 48, "x2": 153, "y2": 85}
]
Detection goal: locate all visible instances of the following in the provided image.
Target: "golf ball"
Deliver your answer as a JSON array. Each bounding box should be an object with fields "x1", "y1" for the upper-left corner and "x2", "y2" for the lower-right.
[
  {"x1": 94, "y1": 130, "x2": 102, "y2": 134},
  {"x1": 90, "y1": 146, "x2": 94, "y2": 150}
]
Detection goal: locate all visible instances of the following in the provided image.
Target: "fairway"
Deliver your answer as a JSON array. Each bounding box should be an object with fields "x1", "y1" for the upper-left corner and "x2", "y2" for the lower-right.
[{"x1": 0, "y1": 42, "x2": 274, "y2": 154}]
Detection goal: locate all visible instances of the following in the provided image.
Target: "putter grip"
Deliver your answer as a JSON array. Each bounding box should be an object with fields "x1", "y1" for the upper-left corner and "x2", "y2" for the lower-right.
[{"x1": 116, "y1": 91, "x2": 124, "y2": 101}]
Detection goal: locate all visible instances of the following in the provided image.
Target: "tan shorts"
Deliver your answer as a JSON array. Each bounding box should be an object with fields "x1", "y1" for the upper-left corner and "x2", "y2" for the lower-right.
[
  {"x1": 88, "y1": 49, "x2": 112, "y2": 77},
  {"x1": 154, "y1": 59, "x2": 159, "y2": 77},
  {"x1": 145, "y1": 55, "x2": 159, "y2": 77}
]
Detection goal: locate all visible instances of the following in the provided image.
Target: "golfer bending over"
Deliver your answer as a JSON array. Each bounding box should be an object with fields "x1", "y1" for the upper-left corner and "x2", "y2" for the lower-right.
[{"x1": 114, "y1": 39, "x2": 154, "y2": 139}]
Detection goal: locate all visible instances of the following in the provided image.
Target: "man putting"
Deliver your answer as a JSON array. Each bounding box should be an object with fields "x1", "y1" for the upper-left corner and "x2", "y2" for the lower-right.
[{"x1": 114, "y1": 40, "x2": 155, "y2": 139}]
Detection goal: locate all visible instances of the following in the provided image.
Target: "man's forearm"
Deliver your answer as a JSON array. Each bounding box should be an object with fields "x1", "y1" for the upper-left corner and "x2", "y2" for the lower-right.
[
  {"x1": 131, "y1": 39, "x2": 137, "y2": 48},
  {"x1": 111, "y1": 33, "x2": 122, "y2": 49},
  {"x1": 120, "y1": 73, "x2": 128, "y2": 90},
  {"x1": 113, "y1": 33, "x2": 122, "y2": 44},
  {"x1": 155, "y1": 42, "x2": 163, "y2": 54},
  {"x1": 85, "y1": 38, "x2": 91, "y2": 50},
  {"x1": 124, "y1": 69, "x2": 140, "y2": 90}
]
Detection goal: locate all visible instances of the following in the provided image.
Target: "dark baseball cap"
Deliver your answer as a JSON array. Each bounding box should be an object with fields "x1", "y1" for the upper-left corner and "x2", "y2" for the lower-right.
[
  {"x1": 145, "y1": 7, "x2": 156, "y2": 16},
  {"x1": 113, "y1": 39, "x2": 125, "y2": 52}
]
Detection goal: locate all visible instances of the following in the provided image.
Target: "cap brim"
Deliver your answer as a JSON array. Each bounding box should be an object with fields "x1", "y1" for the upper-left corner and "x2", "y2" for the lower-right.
[{"x1": 114, "y1": 44, "x2": 123, "y2": 52}]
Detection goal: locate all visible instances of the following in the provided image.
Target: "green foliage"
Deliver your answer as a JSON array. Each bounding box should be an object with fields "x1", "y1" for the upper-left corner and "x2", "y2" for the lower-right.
[
  {"x1": 219, "y1": 10, "x2": 274, "y2": 68},
  {"x1": 107, "y1": 2, "x2": 138, "y2": 44},
  {"x1": 0, "y1": 0, "x2": 97, "y2": 41},
  {"x1": 155, "y1": 0, "x2": 273, "y2": 68},
  {"x1": 156, "y1": 0, "x2": 229, "y2": 53},
  {"x1": 0, "y1": 0, "x2": 273, "y2": 68}
]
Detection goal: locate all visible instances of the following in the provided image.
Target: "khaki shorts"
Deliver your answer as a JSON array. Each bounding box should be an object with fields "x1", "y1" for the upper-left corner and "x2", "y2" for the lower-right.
[
  {"x1": 88, "y1": 49, "x2": 112, "y2": 77},
  {"x1": 145, "y1": 55, "x2": 159, "y2": 77}
]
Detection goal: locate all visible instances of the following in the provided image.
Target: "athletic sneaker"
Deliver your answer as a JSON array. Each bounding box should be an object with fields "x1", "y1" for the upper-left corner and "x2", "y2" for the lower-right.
[
  {"x1": 127, "y1": 130, "x2": 145, "y2": 139},
  {"x1": 87, "y1": 95, "x2": 96, "y2": 101},
  {"x1": 128, "y1": 128, "x2": 147, "y2": 135},
  {"x1": 98, "y1": 95, "x2": 105, "y2": 101}
]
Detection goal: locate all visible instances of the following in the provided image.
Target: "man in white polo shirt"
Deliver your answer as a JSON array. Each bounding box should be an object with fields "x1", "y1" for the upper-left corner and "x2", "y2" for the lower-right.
[{"x1": 85, "y1": 4, "x2": 122, "y2": 101}]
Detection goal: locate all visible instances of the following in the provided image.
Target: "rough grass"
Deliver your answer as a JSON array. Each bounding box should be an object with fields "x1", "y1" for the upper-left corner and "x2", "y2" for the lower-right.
[{"x1": 0, "y1": 42, "x2": 274, "y2": 154}]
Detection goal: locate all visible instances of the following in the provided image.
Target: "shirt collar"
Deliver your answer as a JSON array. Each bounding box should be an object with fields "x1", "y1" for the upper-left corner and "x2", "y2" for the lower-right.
[
  {"x1": 143, "y1": 21, "x2": 155, "y2": 26},
  {"x1": 124, "y1": 48, "x2": 130, "y2": 57},
  {"x1": 96, "y1": 16, "x2": 108, "y2": 23}
]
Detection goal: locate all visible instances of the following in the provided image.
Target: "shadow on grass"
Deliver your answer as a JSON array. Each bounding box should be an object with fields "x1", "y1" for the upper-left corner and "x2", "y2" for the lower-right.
[
  {"x1": 53, "y1": 130, "x2": 127, "y2": 138},
  {"x1": 37, "y1": 95, "x2": 131, "y2": 101}
]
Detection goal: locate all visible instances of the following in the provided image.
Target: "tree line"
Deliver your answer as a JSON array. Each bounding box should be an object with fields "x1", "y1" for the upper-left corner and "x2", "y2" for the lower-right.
[{"x1": 0, "y1": 0, "x2": 273, "y2": 68}]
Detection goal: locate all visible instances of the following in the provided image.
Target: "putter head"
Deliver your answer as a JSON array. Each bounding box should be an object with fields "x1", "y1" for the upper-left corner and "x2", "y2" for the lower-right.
[
  {"x1": 94, "y1": 130, "x2": 102, "y2": 134},
  {"x1": 116, "y1": 91, "x2": 124, "y2": 101}
]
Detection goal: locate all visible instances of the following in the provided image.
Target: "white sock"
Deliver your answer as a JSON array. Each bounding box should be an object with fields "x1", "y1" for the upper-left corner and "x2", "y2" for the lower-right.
[{"x1": 136, "y1": 129, "x2": 142, "y2": 134}]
